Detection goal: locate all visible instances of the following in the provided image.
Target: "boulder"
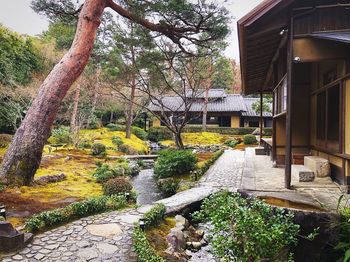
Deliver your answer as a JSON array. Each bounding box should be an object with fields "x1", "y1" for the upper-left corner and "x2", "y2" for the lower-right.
[
  {"x1": 304, "y1": 156, "x2": 330, "y2": 178},
  {"x1": 35, "y1": 173, "x2": 67, "y2": 185},
  {"x1": 175, "y1": 215, "x2": 189, "y2": 230}
]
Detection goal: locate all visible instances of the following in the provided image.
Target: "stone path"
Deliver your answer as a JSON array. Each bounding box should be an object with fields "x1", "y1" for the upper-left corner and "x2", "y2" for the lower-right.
[
  {"x1": 1, "y1": 150, "x2": 244, "y2": 262},
  {"x1": 1, "y1": 209, "x2": 142, "y2": 262}
]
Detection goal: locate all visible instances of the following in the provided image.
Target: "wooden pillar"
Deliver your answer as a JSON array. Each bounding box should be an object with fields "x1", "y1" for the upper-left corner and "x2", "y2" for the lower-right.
[
  {"x1": 285, "y1": 17, "x2": 294, "y2": 189},
  {"x1": 260, "y1": 91, "x2": 263, "y2": 144}
]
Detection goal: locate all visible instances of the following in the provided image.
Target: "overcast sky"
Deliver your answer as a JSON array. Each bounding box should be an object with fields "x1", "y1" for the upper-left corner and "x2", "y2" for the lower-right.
[{"x1": 0, "y1": 0, "x2": 263, "y2": 61}]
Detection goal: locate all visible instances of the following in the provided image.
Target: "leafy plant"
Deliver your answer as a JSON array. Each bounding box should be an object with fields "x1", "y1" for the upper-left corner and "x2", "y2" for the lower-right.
[
  {"x1": 91, "y1": 143, "x2": 106, "y2": 156},
  {"x1": 47, "y1": 126, "x2": 72, "y2": 145},
  {"x1": 131, "y1": 126, "x2": 148, "y2": 141},
  {"x1": 143, "y1": 203, "x2": 166, "y2": 229},
  {"x1": 103, "y1": 177, "x2": 133, "y2": 196},
  {"x1": 25, "y1": 195, "x2": 127, "y2": 232},
  {"x1": 119, "y1": 144, "x2": 138, "y2": 155},
  {"x1": 133, "y1": 226, "x2": 165, "y2": 262},
  {"x1": 92, "y1": 159, "x2": 132, "y2": 183},
  {"x1": 148, "y1": 127, "x2": 172, "y2": 142},
  {"x1": 157, "y1": 178, "x2": 179, "y2": 196},
  {"x1": 333, "y1": 195, "x2": 350, "y2": 261},
  {"x1": 106, "y1": 123, "x2": 125, "y2": 131},
  {"x1": 192, "y1": 191, "x2": 300, "y2": 261},
  {"x1": 224, "y1": 139, "x2": 239, "y2": 148},
  {"x1": 243, "y1": 134, "x2": 258, "y2": 145},
  {"x1": 112, "y1": 136, "x2": 124, "y2": 148},
  {"x1": 154, "y1": 149, "x2": 197, "y2": 178}
]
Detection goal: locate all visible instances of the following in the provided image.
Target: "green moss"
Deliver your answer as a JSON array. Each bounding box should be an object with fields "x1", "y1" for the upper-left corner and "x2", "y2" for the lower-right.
[{"x1": 146, "y1": 217, "x2": 176, "y2": 254}]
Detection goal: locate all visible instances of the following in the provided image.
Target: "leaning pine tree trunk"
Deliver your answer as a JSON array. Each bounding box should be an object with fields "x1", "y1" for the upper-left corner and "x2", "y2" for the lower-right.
[{"x1": 0, "y1": 0, "x2": 105, "y2": 186}]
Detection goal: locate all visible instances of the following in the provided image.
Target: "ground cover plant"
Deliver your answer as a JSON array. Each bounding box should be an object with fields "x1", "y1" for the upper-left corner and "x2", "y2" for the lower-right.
[
  {"x1": 192, "y1": 191, "x2": 300, "y2": 261},
  {"x1": 25, "y1": 194, "x2": 128, "y2": 232},
  {"x1": 132, "y1": 204, "x2": 166, "y2": 262}
]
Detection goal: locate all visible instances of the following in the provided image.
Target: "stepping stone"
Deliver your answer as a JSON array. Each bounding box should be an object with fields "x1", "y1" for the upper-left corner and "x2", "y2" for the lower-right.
[
  {"x1": 119, "y1": 215, "x2": 140, "y2": 224},
  {"x1": 96, "y1": 243, "x2": 119, "y2": 254},
  {"x1": 76, "y1": 247, "x2": 99, "y2": 260},
  {"x1": 292, "y1": 165, "x2": 315, "y2": 182},
  {"x1": 255, "y1": 147, "x2": 266, "y2": 155},
  {"x1": 86, "y1": 224, "x2": 122, "y2": 238}
]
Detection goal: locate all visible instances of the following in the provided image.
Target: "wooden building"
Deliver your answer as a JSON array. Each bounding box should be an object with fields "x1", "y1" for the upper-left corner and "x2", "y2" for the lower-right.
[
  {"x1": 148, "y1": 89, "x2": 272, "y2": 128},
  {"x1": 238, "y1": 0, "x2": 350, "y2": 191}
]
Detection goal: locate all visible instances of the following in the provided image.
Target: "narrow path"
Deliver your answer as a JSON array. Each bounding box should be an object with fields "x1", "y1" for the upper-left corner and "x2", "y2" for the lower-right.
[{"x1": 1, "y1": 150, "x2": 244, "y2": 262}]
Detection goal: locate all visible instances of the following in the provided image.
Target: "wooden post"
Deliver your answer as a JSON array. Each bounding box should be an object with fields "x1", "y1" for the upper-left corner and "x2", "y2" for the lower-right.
[
  {"x1": 260, "y1": 91, "x2": 263, "y2": 144},
  {"x1": 285, "y1": 17, "x2": 294, "y2": 189}
]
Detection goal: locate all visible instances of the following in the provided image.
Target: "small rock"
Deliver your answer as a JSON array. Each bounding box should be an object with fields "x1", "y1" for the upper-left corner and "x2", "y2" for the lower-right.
[
  {"x1": 191, "y1": 242, "x2": 202, "y2": 250},
  {"x1": 175, "y1": 215, "x2": 189, "y2": 230},
  {"x1": 77, "y1": 240, "x2": 90, "y2": 248},
  {"x1": 12, "y1": 255, "x2": 23, "y2": 260},
  {"x1": 34, "y1": 254, "x2": 45, "y2": 260},
  {"x1": 96, "y1": 243, "x2": 119, "y2": 254}
]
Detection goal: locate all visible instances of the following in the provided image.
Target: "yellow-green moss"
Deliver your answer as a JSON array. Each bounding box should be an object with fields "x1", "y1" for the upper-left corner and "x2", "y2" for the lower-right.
[{"x1": 146, "y1": 217, "x2": 176, "y2": 254}]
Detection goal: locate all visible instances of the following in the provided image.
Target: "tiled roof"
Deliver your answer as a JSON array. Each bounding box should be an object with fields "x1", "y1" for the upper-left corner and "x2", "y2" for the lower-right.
[
  {"x1": 148, "y1": 90, "x2": 272, "y2": 117},
  {"x1": 186, "y1": 89, "x2": 227, "y2": 98}
]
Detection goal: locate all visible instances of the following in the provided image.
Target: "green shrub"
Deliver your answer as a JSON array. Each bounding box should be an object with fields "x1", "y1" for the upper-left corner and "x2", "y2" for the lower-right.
[
  {"x1": 224, "y1": 139, "x2": 240, "y2": 148},
  {"x1": 0, "y1": 183, "x2": 4, "y2": 192},
  {"x1": 192, "y1": 149, "x2": 224, "y2": 181},
  {"x1": 25, "y1": 195, "x2": 127, "y2": 232},
  {"x1": 103, "y1": 177, "x2": 133, "y2": 196},
  {"x1": 111, "y1": 136, "x2": 124, "y2": 148},
  {"x1": 106, "y1": 123, "x2": 125, "y2": 131},
  {"x1": 131, "y1": 126, "x2": 148, "y2": 140},
  {"x1": 133, "y1": 226, "x2": 165, "y2": 262},
  {"x1": 78, "y1": 140, "x2": 92, "y2": 149},
  {"x1": 157, "y1": 178, "x2": 179, "y2": 196},
  {"x1": 154, "y1": 150, "x2": 197, "y2": 178},
  {"x1": 92, "y1": 159, "x2": 131, "y2": 183},
  {"x1": 91, "y1": 143, "x2": 106, "y2": 156},
  {"x1": 183, "y1": 126, "x2": 272, "y2": 136},
  {"x1": 148, "y1": 127, "x2": 172, "y2": 142},
  {"x1": 48, "y1": 126, "x2": 72, "y2": 145},
  {"x1": 192, "y1": 191, "x2": 300, "y2": 261},
  {"x1": 87, "y1": 115, "x2": 100, "y2": 129},
  {"x1": 243, "y1": 134, "x2": 258, "y2": 145},
  {"x1": 143, "y1": 203, "x2": 166, "y2": 229},
  {"x1": 119, "y1": 144, "x2": 138, "y2": 155}
]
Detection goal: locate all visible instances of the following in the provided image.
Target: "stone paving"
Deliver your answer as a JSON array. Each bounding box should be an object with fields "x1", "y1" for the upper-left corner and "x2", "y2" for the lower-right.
[
  {"x1": 1, "y1": 209, "x2": 142, "y2": 262},
  {"x1": 241, "y1": 147, "x2": 344, "y2": 212},
  {"x1": 1, "y1": 150, "x2": 243, "y2": 262}
]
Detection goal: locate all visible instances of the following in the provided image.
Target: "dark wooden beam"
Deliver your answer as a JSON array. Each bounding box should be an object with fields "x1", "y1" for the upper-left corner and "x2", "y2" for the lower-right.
[
  {"x1": 260, "y1": 91, "x2": 263, "y2": 144},
  {"x1": 285, "y1": 15, "x2": 293, "y2": 190}
]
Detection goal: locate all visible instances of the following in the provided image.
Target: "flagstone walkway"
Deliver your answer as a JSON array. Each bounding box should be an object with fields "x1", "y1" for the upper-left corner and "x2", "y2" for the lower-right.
[{"x1": 2, "y1": 150, "x2": 243, "y2": 262}]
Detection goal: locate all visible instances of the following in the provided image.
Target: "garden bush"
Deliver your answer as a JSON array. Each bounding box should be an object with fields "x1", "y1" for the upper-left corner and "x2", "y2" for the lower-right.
[
  {"x1": 193, "y1": 149, "x2": 225, "y2": 180},
  {"x1": 25, "y1": 195, "x2": 127, "y2": 232},
  {"x1": 157, "y1": 178, "x2": 179, "y2": 196},
  {"x1": 92, "y1": 159, "x2": 132, "y2": 183},
  {"x1": 243, "y1": 134, "x2": 258, "y2": 145},
  {"x1": 91, "y1": 143, "x2": 106, "y2": 156},
  {"x1": 183, "y1": 126, "x2": 272, "y2": 136},
  {"x1": 148, "y1": 127, "x2": 172, "y2": 142},
  {"x1": 47, "y1": 126, "x2": 72, "y2": 145},
  {"x1": 154, "y1": 150, "x2": 197, "y2": 178},
  {"x1": 111, "y1": 136, "x2": 124, "y2": 148},
  {"x1": 224, "y1": 139, "x2": 240, "y2": 148},
  {"x1": 192, "y1": 191, "x2": 300, "y2": 261},
  {"x1": 119, "y1": 144, "x2": 138, "y2": 155},
  {"x1": 131, "y1": 126, "x2": 148, "y2": 141},
  {"x1": 106, "y1": 123, "x2": 125, "y2": 131},
  {"x1": 78, "y1": 140, "x2": 92, "y2": 149},
  {"x1": 143, "y1": 203, "x2": 166, "y2": 229},
  {"x1": 103, "y1": 177, "x2": 133, "y2": 196}
]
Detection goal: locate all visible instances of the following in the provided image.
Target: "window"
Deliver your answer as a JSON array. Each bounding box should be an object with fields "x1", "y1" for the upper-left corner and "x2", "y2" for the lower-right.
[
  {"x1": 327, "y1": 85, "x2": 340, "y2": 151},
  {"x1": 316, "y1": 84, "x2": 341, "y2": 152},
  {"x1": 273, "y1": 75, "x2": 287, "y2": 115}
]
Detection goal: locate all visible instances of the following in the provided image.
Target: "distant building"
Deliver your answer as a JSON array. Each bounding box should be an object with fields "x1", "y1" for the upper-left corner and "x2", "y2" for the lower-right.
[{"x1": 148, "y1": 89, "x2": 272, "y2": 128}]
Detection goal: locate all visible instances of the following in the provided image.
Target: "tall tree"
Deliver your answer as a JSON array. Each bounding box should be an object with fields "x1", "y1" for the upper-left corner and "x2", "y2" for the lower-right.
[
  {"x1": 211, "y1": 56, "x2": 234, "y2": 89},
  {"x1": 0, "y1": 0, "x2": 229, "y2": 186}
]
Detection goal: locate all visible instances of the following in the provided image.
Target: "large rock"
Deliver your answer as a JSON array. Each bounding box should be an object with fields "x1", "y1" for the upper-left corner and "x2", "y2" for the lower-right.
[
  {"x1": 0, "y1": 222, "x2": 33, "y2": 252},
  {"x1": 304, "y1": 156, "x2": 330, "y2": 178},
  {"x1": 35, "y1": 173, "x2": 66, "y2": 185}
]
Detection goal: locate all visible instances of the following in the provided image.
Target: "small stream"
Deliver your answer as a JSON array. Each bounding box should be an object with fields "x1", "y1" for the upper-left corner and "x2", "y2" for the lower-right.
[{"x1": 132, "y1": 168, "x2": 166, "y2": 205}]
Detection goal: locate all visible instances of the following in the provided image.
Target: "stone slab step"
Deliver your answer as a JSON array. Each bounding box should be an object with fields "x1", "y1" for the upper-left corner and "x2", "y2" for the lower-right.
[
  {"x1": 255, "y1": 147, "x2": 266, "y2": 155},
  {"x1": 304, "y1": 156, "x2": 330, "y2": 178},
  {"x1": 292, "y1": 165, "x2": 315, "y2": 182}
]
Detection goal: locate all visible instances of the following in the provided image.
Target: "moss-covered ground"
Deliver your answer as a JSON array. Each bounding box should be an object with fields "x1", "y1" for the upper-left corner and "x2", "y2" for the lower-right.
[{"x1": 0, "y1": 128, "x2": 148, "y2": 227}]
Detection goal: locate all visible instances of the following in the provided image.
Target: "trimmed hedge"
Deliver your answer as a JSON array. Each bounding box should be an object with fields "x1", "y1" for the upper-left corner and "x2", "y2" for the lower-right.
[
  {"x1": 191, "y1": 149, "x2": 225, "y2": 180},
  {"x1": 148, "y1": 127, "x2": 173, "y2": 142},
  {"x1": 131, "y1": 126, "x2": 148, "y2": 140},
  {"x1": 25, "y1": 195, "x2": 128, "y2": 232},
  {"x1": 143, "y1": 203, "x2": 166, "y2": 229},
  {"x1": 148, "y1": 126, "x2": 272, "y2": 140}
]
